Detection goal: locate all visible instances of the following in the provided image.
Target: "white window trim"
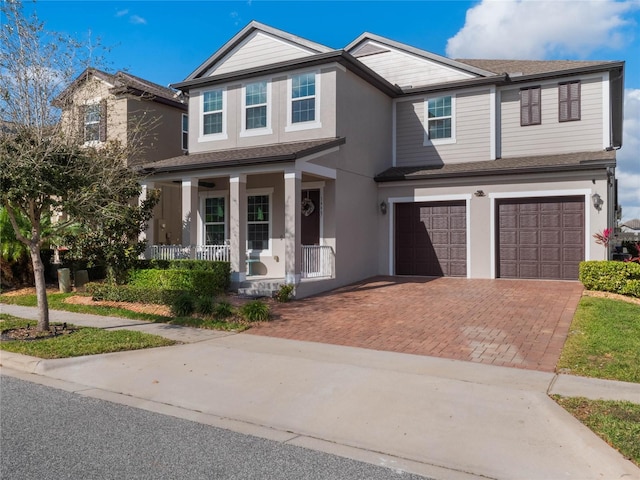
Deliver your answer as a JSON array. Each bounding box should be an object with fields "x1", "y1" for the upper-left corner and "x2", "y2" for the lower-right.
[
  {"x1": 240, "y1": 79, "x2": 273, "y2": 137},
  {"x1": 198, "y1": 191, "x2": 229, "y2": 246},
  {"x1": 247, "y1": 187, "x2": 274, "y2": 255},
  {"x1": 82, "y1": 97, "x2": 103, "y2": 147},
  {"x1": 423, "y1": 94, "x2": 456, "y2": 146},
  {"x1": 285, "y1": 70, "x2": 322, "y2": 132},
  {"x1": 181, "y1": 113, "x2": 188, "y2": 151},
  {"x1": 198, "y1": 88, "x2": 228, "y2": 142}
]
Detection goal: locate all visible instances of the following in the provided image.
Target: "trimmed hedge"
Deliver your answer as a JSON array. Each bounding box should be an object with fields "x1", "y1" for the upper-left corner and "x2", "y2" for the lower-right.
[
  {"x1": 579, "y1": 261, "x2": 640, "y2": 298},
  {"x1": 134, "y1": 259, "x2": 229, "y2": 272},
  {"x1": 128, "y1": 268, "x2": 228, "y2": 297},
  {"x1": 87, "y1": 282, "x2": 185, "y2": 305}
]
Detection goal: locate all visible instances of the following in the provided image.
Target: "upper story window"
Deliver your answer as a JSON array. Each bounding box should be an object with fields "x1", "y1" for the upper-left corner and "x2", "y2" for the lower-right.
[
  {"x1": 520, "y1": 87, "x2": 541, "y2": 126},
  {"x1": 423, "y1": 95, "x2": 455, "y2": 145},
  {"x1": 245, "y1": 81, "x2": 268, "y2": 130},
  {"x1": 291, "y1": 72, "x2": 316, "y2": 124},
  {"x1": 202, "y1": 89, "x2": 224, "y2": 136},
  {"x1": 559, "y1": 81, "x2": 581, "y2": 122},
  {"x1": 82, "y1": 102, "x2": 106, "y2": 144},
  {"x1": 181, "y1": 114, "x2": 188, "y2": 151}
]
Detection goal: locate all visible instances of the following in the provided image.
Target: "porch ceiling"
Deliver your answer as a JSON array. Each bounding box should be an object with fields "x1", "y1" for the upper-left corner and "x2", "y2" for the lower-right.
[{"x1": 139, "y1": 137, "x2": 345, "y2": 174}]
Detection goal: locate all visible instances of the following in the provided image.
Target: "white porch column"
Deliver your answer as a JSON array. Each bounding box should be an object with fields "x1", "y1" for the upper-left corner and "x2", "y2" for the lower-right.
[
  {"x1": 230, "y1": 174, "x2": 247, "y2": 283},
  {"x1": 139, "y1": 182, "x2": 155, "y2": 257},
  {"x1": 284, "y1": 169, "x2": 301, "y2": 284},
  {"x1": 181, "y1": 178, "x2": 199, "y2": 257}
]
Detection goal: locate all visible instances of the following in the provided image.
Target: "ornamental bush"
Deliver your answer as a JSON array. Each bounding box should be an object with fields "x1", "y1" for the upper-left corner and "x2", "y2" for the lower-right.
[
  {"x1": 579, "y1": 261, "x2": 640, "y2": 297},
  {"x1": 128, "y1": 268, "x2": 228, "y2": 297},
  {"x1": 86, "y1": 282, "x2": 184, "y2": 305}
]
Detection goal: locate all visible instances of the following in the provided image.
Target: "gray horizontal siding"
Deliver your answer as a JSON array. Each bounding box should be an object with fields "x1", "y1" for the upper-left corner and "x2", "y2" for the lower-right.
[
  {"x1": 500, "y1": 76, "x2": 603, "y2": 157},
  {"x1": 396, "y1": 90, "x2": 492, "y2": 166},
  {"x1": 210, "y1": 31, "x2": 314, "y2": 76}
]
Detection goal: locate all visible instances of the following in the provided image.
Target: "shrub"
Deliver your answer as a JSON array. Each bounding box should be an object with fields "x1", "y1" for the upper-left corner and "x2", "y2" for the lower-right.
[
  {"x1": 274, "y1": 283, "x2": 295, "y2": 303},
  {"x1": 240, "y1": 300, "x2": 270, "y2": 322},
  {"x1": 213, "y1": 301, "x2": 234, "y2": 319},
  {"x1": 128, "y1": 268, "x2": 228, "y2": 297},
  {"x1": 87, "y1": 282, "x2": 184, "y2": 305},
  {"x1": 171, "y1": 293, "x2": 195, "y2": 317},
  {"x1": 579, "y1": 261, "x2": 640, "y2": 297},
  {"x1": 195, "y1": 296, "x2": 215, "y2": 316}
]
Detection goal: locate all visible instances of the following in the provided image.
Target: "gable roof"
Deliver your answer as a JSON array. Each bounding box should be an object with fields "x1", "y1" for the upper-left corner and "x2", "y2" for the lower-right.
[
  {"x1": 185, "y1": 21, "x2": 333, "y2": 81},
  {"x1": 621, "y1": 219, "x2": 640, "y2": 231},
  {"x1": 456, "y1": 59, "x2": 620, "y2": 77},
  {"x1": 54, "y1": 68, "x2": 186, "y2": 110}
]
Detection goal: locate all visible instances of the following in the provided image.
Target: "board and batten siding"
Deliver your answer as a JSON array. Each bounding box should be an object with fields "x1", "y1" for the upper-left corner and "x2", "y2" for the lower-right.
[
  {"x1": 353, "y1": 44, "x2": 474, "y2": 88},
  {"x1": 395, "y1": 90, "x2": 492, "y2": 166},
  {"x1": 500, "y1": 76, "x2": 604, "y2": 157},
  {"x1": 207, "y1": 31, "x2": 315, "y2": 76}
]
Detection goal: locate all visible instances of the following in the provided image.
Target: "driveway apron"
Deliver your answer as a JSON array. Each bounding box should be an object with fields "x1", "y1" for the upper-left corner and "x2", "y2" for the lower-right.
[{"x1": 248, "y1": 277, "x2": 584, "y2": 372}]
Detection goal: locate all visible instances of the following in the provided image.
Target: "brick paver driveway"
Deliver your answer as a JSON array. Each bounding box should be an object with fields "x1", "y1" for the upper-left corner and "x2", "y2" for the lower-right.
[{"x1": 248, "y1": 277, "x2": 584, "y2": 372}]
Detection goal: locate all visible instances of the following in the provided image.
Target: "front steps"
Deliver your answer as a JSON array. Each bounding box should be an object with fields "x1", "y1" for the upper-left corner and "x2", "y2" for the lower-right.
[{"x1": 237, "y1": 278, "x2": 285, "y2": 298}]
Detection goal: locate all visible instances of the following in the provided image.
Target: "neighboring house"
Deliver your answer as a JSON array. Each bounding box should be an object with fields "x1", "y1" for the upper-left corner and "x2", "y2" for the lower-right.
[
  {"x1": 55, "y1": 68, "x2": 188, "y2": 166},
  {"x1": 139, "y1": 21, "x2": 624, "y2": 297}
]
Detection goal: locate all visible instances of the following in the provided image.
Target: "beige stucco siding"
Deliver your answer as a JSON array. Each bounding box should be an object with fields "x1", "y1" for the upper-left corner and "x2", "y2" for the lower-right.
[
  {"x1": 395, "y1": 89, "x2": 492, "y2": 166},
  {"x1": 207, "y1": 31, "x2": 317, "y2": 77},
  {"x1": 500, "y1": 75, "x2": 604, "y2": 157},
  {"x1": 353, "y1": 44, "x2": 474, "y2": 88},
  {"x1": 189, "y1": 67, "x2": 337, "y2": 154}
]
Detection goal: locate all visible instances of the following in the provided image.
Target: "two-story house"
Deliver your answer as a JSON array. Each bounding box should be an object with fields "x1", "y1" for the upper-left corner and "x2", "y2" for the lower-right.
[{"x1": 140, "y1": 21, "x2": 624, "y2": 297}]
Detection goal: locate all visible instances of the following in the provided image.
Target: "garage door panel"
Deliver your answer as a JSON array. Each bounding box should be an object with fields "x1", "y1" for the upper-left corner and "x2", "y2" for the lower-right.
[
  {"x1": 395, "y1": 201, "x2": 466, "y2": 277},
  {"x1": 497, "y1": 196, "x2": 584, "y2": 280}
]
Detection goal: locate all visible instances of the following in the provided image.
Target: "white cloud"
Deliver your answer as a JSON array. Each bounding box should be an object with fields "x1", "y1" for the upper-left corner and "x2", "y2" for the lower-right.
[
  {"x1": 130, "y1": 15, "x2": 147, "y2": 25},
  {"x1": 617, "y1": 89, "x2": 640, "y2": 221},
  {"x1": 115, "y1": 9, "x2": 128, "y2": 17},
  {"x1": 446, "y1": 0, "x2": 638, "y2": 59}
]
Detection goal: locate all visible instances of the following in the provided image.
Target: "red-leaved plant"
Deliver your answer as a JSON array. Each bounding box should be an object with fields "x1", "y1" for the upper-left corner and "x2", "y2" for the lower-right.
[{"x1": 593, "y1": 228, "x2": 613, "y2": 249}]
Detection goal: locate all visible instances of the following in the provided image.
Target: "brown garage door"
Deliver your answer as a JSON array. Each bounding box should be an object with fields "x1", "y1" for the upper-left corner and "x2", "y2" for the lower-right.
[
  {"x1": 395, "y1": 201, "x2": 466, "y2": 277},
  {"x1": 497, "y1": 196, "x2": 584, "y2": 280}
]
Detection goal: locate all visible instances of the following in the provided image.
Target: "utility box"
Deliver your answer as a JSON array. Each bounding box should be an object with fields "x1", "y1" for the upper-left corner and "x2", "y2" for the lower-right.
[
  {"x1": 75, "y1": 269, "x2": 89, "y2": 292},
  {"x1": 58, "y1": 268, "x2": 71, "y2": 293}
]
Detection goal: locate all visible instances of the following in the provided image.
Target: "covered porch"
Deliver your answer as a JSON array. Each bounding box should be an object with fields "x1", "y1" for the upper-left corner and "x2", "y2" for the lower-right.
[{"x1": 138, "y1": 138, "x2": 344, "y2": 294}]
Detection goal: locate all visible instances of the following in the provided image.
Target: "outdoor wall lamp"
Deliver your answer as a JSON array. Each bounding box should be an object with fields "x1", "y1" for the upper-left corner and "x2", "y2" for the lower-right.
[
  {"x1": 380, "y1": 201, "x2": 388, "y2": 215},
  {"x1": 592, "y1": 193, "x2": 604, "y2": 211},
  {"x1": 474, "y1": 190, "x2": 486, "y2": 197}
]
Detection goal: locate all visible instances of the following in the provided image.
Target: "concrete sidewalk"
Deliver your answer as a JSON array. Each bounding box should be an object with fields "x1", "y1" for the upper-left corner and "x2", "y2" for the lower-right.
[{"x1": 1, "y1": 305, "x2": 639, "y2": 480}]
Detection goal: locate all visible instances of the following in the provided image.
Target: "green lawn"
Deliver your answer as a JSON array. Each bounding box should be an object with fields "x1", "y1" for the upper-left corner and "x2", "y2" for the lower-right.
[
  {"x1": 554, "y1": 396, "x2": 640, "y2": 467},
  {"x1": 557, "y1": 296, "x2": 640, "y2": 383},
  {"x1": 0, "y1": 314, "x2": 175, "y2": 358}
]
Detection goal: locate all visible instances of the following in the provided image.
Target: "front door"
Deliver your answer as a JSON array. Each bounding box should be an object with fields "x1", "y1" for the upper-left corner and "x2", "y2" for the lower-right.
[{"x1": 301, "y1": 189, "x2": 320, "y2": 246}]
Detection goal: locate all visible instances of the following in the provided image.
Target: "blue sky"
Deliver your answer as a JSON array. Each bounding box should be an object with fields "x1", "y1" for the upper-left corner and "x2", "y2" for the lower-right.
[{"x1": 18, "y1": 0, "x2": 640, "y2": 220}]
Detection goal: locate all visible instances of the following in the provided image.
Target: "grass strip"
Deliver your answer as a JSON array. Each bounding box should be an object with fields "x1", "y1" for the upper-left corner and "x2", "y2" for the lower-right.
[
  {"x1": 557, "y1": 297, "x2": 640, "y2": 383},
  {"x1": 554, "y1": 396, "x2": 640, "y2": 467},
  {"x1": 0, "y1": 314, "x2": 175, "y2": 359}
]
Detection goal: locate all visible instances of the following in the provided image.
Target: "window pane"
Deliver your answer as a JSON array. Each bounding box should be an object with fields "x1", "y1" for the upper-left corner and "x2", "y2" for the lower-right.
[
  {"x1": 292, "y1": 98, "x2": 315, "y2": 123},
  {"x1": 246, "y1": 105, "x2": 267, "y2": 129},
  {"x1": 246, "y1": 82, "x2": 266, "y2": 106},
  {"x1": 248, "y1": 224, "x2": 269, "y2": 250},
  {"x1": 428, "y1": 96, "x2": 451, "y2": 118},
  {"x1": 205, "y1": 224, "x2": 225, "y2": 245},
  {"x1": 247, "y1": 195, "x2": 269, "y2": 222},
  {"x1": 428, "y1": 118, "x2": 451, "y2": 139},
  {"x1": 85, "y1": 123, "x2": 100, "y2": 142},
  {"x1": 292, "y1": 73, "x2": 315, "y2": 99},
  {"x1": 203, "y1": 112, "x2": 222, "y2": 134},
  {"x1": 203, "y1": 90, "x2": 222, "y2": 113},
  {"x1": 182, "y1": 115, "x2": 188, "y2": 131},
  {"x1": 205, "y1": 198, "x2": 225, "y2": 223},
  {"x1": 85, "y1": 104, "x2": 101, "y2": 123}
]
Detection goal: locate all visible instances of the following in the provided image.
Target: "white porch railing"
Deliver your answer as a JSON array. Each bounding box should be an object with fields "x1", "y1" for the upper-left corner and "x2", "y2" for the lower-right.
[
  {"x1": 149, "y1": 244, "x2": 230, "y2": 262},
  {"x1": 301, "y1": 245, "x2": 334, "y2": 279}
]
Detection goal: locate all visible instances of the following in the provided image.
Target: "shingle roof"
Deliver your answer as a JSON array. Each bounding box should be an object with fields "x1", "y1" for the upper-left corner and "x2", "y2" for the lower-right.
[
  {"x1": 621, "y1": 219, "x2": 640, "y2": 230},
  {"x1": 375, "y1": 150, "x2": 616, "y2": 182},
  {"x1": 141, "y1": 137, "x2": 346, "y2": 173},
  {"x1": 455, "y1": 59, "x2": 617, "y2": 77}
]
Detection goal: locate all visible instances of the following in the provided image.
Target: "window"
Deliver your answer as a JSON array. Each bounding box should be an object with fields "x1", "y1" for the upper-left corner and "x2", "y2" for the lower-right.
[
  {"x1": 426, "y1": 96, "x2": 452, "y2": 140},
  {"x1": 83, "y1": 102, "x2": 105, "y2": 143},
  {"x1": 291, "y1": 73, "x2": 316, "y2": 123},
  {"x1": 559, "y1": 81, "x2": 580, "y2": 122},
  {"x1": 520, "y1": 87, "x2": 541, "y2": 126},
  {"x1": 204, "y1": 197, "x2": 225, "y2": 245},
  {"x1": 181, "y1": 114, "x2": 188, "y2": 150},
  {"x1": 245, "y1": 81, "x2": 267, "y2": 130},
  {"x1": 202, "y1": 89, "x2": 223, "y2": 135},
  {"x1": 247, "y1": 195, "x2": 270, "y2": 251}
]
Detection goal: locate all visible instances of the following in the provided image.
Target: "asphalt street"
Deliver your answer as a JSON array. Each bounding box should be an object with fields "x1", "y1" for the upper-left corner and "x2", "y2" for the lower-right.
[{"x1": 0, "y1": 375, "x2": 430, "y2": 480}]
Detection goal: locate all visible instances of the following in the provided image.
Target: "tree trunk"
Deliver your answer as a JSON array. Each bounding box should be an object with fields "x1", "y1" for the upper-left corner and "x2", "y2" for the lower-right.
[{"x1": 29, "y1": 244, "x2": 50, "y2": 332}]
